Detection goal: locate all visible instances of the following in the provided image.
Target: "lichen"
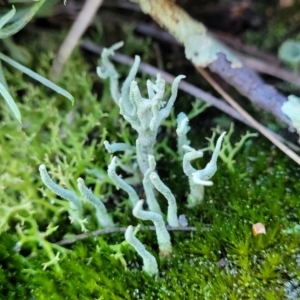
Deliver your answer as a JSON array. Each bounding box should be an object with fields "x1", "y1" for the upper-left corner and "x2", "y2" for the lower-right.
[
  {"x1": 0, "y1": 32, "x2": 300, "y2": 300},
  {"x1": 134, "y1": 0, "x2": 241, "y2": 68}
]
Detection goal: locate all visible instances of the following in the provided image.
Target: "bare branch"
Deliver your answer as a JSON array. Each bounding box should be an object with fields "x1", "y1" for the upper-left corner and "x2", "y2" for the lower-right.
[{"x1": 56, "y1": 225, "x2": 199, "y2": 246}]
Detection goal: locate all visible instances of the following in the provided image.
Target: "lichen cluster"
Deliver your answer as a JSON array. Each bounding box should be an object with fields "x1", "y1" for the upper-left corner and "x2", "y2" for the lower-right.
[{"x1": 0, "y1": 33, "x2": 300, "y2": 299}]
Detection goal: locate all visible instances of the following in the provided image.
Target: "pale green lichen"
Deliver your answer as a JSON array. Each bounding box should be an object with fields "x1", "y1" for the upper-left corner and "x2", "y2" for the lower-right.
[
  {"x1": 119, "y1": 73, "x2": 185, "y2": 173},
  {"x1": 142, "y1": 155, "x2": 162, "y2": 215},
  {"x1": 134, "y1": 0, "x2": 241, "y2": 68},
  {"x1": 150, "y1": 172, "x2": 179, "y2": 227},
  {"x1": 104, "y1": 140, "x2": 132, "y2": 154},
  {"x1": 107, "y1": 156, "x2": 139, "y2": 206},
  {"x1": 98, "y1": 47, "x2": 185, "y2": 174},
  {"x1": 183, "y1": 132, "x2": 226, "y2": 207},
  {"x1": 96, "y1": 41, "x2": 124, "y2": 104},
  {"x1": 125, "y1": 225, "x2": 158, "y2": 277},
  {"x1": 176, "y1": 112, "x2": 190, "y2": 157},
  {"x1": 278, "y1": 39, "x2": 300, "y2": 69},
  {"x1": 39, "y1": 164, "x2": 87, "y2": 231},
  {"x1": 148, "y1": 156, "x2": 179, "y2": 227},
  {"x1": 192, "y1": 132, "x2": 226, "y2": 184},
  {"x1": 77, "y1": 178, "x2": 115, "y2": 229},
  {"x1": 281, "y1": 95, "x2": 300, "y2": 143},
  {"x1": 133, "y1": 200, "x2": 172, "y2": 258}
]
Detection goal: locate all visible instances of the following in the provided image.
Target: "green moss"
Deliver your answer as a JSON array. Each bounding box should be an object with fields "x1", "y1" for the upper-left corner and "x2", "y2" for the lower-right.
[
  {"x1": 1, "y1": 33, "x2": 300, "y2": 299},
  {"x1": 243, "y1": 4, "x2": 300, "y2": 52}
]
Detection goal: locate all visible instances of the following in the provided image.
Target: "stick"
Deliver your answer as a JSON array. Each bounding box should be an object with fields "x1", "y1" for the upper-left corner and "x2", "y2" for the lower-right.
[
  {"x1": 50, "y1": 0, "x2": 104, "y2": 79},
  {"x1": 238, "y1": 54, "x2": 300, "y2": 87},
  {"x1": 208, "y1": 54, "x2": 294, "y2": 127},
  {"x1": 197, "y1": 66, "x2": 300, "y2": 166},
  {"x1": 135, "y1": 23, "x2": 300, "y2": 87},
  {"x1": 56, "y1": 225, "x2": 199, "y2": 246},
  {"x1": 133, "y1": 0, "x2": 295, "y2": 129}
]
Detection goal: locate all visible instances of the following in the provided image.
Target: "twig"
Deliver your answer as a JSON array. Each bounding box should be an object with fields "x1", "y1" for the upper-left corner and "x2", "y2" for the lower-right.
[
  {"x1": 153, "y1": 42, "x2": 164, "y2": 70},
  {"x1": 210, "y1": 30, "x2": 279, "y2": 65},
  {"x1": 135, "y1": 22, "x2": 179, "y2": 45},
  {"x1": 135, "y1": 23, "x2": 300, "y2": 87},
  {"x1": 197, "y1": 66, "x2": 300, "y2": 166},
  {"x1": 50, "y1": 0, "x2": 104, "y2": 80},
  {"x1": 237, "y1": 54, "x2": 300, "y2": 87},
  {"x1": 103, "y1": 0, "x2": 141, "y2": 11},
  {"x1": 208, "y1": 54, "x2": 296, "y2": 128},
  {"x1": 133, "y1": 0, "x2": 297, "y2": 130},
  {"x1": 80, "y1": 41, "x2": 300, "y2": 152},
  {"x1": 56, "y1": 225, "x2": 199, "y2": 246}
]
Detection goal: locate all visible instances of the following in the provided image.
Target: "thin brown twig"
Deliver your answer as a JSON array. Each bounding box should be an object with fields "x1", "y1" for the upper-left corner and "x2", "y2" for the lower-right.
[
  {"x1": 102, "y1": 0, "x2": 141, "y2": 11},
  {"x1": 237, "y1": 54, "x2": 300, "y2": 87},
  {"x1": 135, "y1": 23, "x2": 300, "y2": 87},
  {"x1": 80, "y1": 41, "x2": 300, "y2": 152},
  {"x1": 197, "y1": 67, "x2": 300, "y2": 166},
  {"x1": 153, "y1": 42, "x2": 164, "y2": 71},
  {"x1": 56, "y1": 225, "x2": 199, "y2": 246},
  {"x1": 126, "y1": 0, "x2": 296, "y2": 131},
  {"x1": 50, "y1": 0, "x2": 104, "y2": 80},
  {"x1": 210, "y1": 30, "x2": 280, "y2": 65}
]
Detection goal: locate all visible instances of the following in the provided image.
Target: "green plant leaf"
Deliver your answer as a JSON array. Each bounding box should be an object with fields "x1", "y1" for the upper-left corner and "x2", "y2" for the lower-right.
[
  {"x1": 2, "y1": 37, "x2": 32, "y2": 65},
  {"x1": 0, "y1": 60, "x2": 9, "y2": 90},
  {"x1": 0, "y1": 81, "x2": 21, "y2": 123},
  {"x1": 0, "y1": 6, "x2": 16, "y2": 30},
  {"x1": 0, "y1": 0, "x2": 45, "y2": 39},
  {"x1": 0, "y1": 52, "x2": 74, "y2": 104}
]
